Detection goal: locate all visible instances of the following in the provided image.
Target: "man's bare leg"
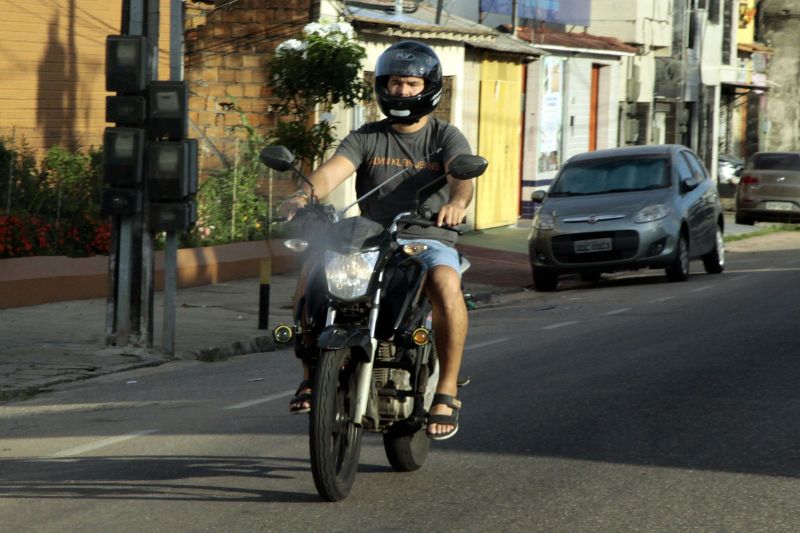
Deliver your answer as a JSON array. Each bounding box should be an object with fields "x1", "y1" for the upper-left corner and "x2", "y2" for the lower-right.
[{"x1": 425, "y1": 265, "x2": 467, "y2": 436}]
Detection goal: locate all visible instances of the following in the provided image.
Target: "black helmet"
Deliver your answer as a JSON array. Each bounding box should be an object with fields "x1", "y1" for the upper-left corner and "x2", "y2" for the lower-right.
[{"x1": 374, "y1": 40, "x2": 443, "y2": 124}]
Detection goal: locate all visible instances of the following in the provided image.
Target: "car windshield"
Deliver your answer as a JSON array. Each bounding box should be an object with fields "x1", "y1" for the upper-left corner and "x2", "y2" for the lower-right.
[
  {"x1": 549, "y1": 157, "x2": 670, "y2": 196},
  {"x1": 751, "y1": 153, "x2": 800, "y2": 171}
]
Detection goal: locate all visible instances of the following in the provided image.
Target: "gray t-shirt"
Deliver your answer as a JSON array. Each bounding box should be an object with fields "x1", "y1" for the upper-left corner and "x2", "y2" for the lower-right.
[{"x1": 334, "y1": 117, "x2": 472, "y2": 228}]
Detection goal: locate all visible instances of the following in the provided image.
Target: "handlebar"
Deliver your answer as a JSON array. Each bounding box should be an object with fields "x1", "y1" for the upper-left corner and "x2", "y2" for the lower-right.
[{"x1": 393, "y1": 213, "x2": 464, "y2": 235}]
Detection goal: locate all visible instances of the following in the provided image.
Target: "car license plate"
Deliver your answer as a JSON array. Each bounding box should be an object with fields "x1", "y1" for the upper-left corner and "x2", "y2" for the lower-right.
[
  {"x1": 765, "y1": 201, "x2": 793, "y2": 211},
  {"x1": 574, "y1": 237, "x2": 612, "y2": 253}
]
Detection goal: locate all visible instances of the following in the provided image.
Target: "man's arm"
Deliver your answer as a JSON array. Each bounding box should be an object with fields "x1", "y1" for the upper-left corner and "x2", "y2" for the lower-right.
[
  {"x1": 280, "y1": 155, "x2": 356, "y2": 219},
  {"x1": 436, "y1": 158, "x2": 474, "y2": 227}
]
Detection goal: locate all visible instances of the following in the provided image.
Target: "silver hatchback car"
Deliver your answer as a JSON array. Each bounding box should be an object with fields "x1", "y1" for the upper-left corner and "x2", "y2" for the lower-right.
[{"x1": 528, "y1": 145, "x2": 725, "y2": 291}]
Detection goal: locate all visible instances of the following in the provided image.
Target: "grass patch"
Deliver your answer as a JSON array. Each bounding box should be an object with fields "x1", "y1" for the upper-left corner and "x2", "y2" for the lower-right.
[{"x1": 725, "y1": 224, "x2": 800, "y2": 242}]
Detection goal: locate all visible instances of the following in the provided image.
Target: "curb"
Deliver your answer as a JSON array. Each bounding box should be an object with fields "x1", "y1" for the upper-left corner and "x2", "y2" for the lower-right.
[{"x1": 194, "y1": 335, "x2": 278, "y2": 362}]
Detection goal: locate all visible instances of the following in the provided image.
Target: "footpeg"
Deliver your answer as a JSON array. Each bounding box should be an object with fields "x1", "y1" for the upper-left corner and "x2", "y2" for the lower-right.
[{"x1": 457, "y1": 376, "x2": 471, "y2": 387}]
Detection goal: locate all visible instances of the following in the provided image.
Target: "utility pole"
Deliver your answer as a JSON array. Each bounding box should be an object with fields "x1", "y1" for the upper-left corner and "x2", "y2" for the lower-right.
[
  {"x1": 104, "y1": 0, "x2": 196, "y2": 355},
  {"x1": 511, "y1": 0, "x2": 518, "y2": 38}
]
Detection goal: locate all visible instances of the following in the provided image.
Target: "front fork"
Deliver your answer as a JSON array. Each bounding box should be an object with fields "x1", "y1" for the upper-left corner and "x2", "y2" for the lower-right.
[{"x1": 328, "y1": 279, "x2": 382, "y2": 427}]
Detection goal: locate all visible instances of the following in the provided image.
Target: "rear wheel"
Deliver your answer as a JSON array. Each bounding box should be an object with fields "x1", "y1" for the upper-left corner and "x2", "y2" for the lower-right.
[
  {"x1": 532, "y1": 267, "x2": 559, "y2": 292},
  {"x1": 702, "y1": 226, "x2": 725, "y2": 274},
  {"x1": 310, "y1": 348, "x2": 363, "y2": 501},
  {"x1": 665, "y1": 233, "x2": 690, "y2": 282},
  {"x1": 382, "y1": 343, "x2": 437, "y2": 471},
  {"x1": 383, "y1": 422, "x2": 431, "y2": 472}
]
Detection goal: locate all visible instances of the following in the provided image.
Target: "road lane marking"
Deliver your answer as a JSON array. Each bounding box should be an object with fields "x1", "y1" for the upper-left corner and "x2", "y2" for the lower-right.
[
  {"x1": 542, "y1": 321, "x2": 579, "y2": 330},
  {"x1": 650, "y1": 296, "x2": 674, "y2": 303},
  {"x1": 50, "y1": 429, "x2": 157, "y2": 457},
  {"x1": 690, "y1": 285, "x2": 714, "y2": 292},
  {"x1": 725, "y1": 275, "x2": 747, "y2": 282},
  {"x1": 465, "y1": 337, "x2": 511, "y2": 351},
  {"x1": 603, "y1": 308, "x2": 631, "y2": 316},
  {"x1": 225, "y1": 390, "x2": 295, "y2": 410},
  {"x1": 726, "y1": 267, "x2": 800, "y2": 273}
]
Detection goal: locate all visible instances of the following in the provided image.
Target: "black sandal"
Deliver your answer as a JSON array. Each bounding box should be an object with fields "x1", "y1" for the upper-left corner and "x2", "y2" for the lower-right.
[
  {"x1": 289, "y1": 380, "x2": 312, "y2": 414},
  {"x1": 427, "y1": 393, "x2": 461, "y2": 441}
]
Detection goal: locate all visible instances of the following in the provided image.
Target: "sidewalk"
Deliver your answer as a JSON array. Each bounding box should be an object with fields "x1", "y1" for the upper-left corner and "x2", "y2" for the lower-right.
[
  {"x1": 2, "y1": 221, "x2": 798, "y2": 402},
  {"x1": 0, "y1": 228, "x2": 533, "y2": 402}
]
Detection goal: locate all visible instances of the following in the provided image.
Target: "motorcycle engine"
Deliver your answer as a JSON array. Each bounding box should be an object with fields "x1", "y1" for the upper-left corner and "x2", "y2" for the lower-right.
[{"x1": 373, "y1": 341, "x2": 413, "y2": 420}]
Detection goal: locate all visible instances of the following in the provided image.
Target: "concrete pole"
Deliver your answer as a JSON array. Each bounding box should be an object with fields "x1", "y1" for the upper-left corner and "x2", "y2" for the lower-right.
[
  {"x1": 112, "y1": 0, "x2": 146, "y2": 347},
  {"x1": 162, "y1": 0, "x2": 184, "y2": 355},
  {"x1": 140, "y1": 0, "x2": 160, "y2": 348}
]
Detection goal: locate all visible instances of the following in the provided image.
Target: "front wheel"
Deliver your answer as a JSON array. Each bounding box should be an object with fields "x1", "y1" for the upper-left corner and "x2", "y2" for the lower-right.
[
  {"x1": 665, "y1": 233, "x2": 690, "y2": 282},
  {"x1": 532, "y1": 266, "x2": 559, "y2": 292},
  {"x1": 702, "y1": 226, "x2": 725, "y2": 274},
  {"x1": 310, "y1": 348, "x2": 363, "y2": 501}
]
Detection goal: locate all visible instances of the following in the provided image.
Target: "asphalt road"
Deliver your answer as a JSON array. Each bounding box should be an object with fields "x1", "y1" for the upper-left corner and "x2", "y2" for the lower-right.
[{"x1": 2, "y1": 248, "x2": 800, "y2": 532}]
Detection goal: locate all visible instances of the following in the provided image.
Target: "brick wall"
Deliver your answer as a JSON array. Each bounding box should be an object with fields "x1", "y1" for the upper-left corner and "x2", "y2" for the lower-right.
[{"x1": 185, "y1": 0, "x2": 314, "y2": 199}]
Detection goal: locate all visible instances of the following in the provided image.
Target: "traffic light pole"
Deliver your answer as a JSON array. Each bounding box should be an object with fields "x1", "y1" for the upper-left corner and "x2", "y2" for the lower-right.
[
  {"x1": 161, "y1": 0, "x2": 185, "y2": 355},
  {"x1": 107, "y1": 0, "x2": 146, "y2": 348},
  {"x1": 140, "y1": 0, "x2": 160, "y2": 349},
  {"x1": 105, "y1": 0, "x2": 194, "y2": 355}
]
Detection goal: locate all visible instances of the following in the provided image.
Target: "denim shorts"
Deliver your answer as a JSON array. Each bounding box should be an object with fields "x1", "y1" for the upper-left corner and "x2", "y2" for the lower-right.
[{"x1": 396, "y1": 238, "x2": 461, "y2": 277}]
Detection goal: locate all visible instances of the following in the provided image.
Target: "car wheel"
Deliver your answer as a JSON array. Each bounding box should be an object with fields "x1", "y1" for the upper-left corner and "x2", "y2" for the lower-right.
[
  {"x1": 735, "y1": 213, "x2": 754, "y2": 226},
  {"x1": 702, "y1": 225, "x2": 725, "y2": 274},
  {"x1": 579, "y1": 272, "x2": 602, "y2": 282},
  {"x1": 532, "y1": 267, "x2": 559, "y2": 292},
  {"x1": 665, "y1": 234, "x2": 690, "y2": 282}
]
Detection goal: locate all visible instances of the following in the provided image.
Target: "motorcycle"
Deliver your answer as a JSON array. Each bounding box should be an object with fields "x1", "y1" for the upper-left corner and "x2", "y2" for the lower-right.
[{"x1": 259, "y1": 145, "x2": 488, "y2": 501}]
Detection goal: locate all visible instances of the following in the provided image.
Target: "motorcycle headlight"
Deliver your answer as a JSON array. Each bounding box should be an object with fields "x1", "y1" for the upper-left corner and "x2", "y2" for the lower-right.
[
  {"x1": 324, "y1": 250, "x2": 380, "y2": 300},
  {"x1": 634, "y1": 204, "x2": 670, "y2": 223},
  {"x1": 534, "y1": 213, "x2": 555, "y2": 230}
]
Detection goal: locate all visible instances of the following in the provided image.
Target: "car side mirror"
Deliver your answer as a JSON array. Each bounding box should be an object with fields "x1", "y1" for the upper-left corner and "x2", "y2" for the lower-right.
[
  {"x1": 260, "y1": 146, "x2": 295, "y2": 172},
  {"x1": 531, "y1": 190, "x2": 546, "y2": 203},
  {"x1": 680, "y1": 176, "x2": 698, "y2": 193},
  {"x1": 449, "y1": 154, "x2": 488, "y2": 179}
]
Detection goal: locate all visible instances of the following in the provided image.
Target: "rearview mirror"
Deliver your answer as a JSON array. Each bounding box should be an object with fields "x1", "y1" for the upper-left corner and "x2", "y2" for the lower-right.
[
  {"x1": 449, "y1": 154, "x2": 488, "y2": 180},
  {"x1": 260, "y1": 146, "x2": 294, "y2": 171},
  {"x1": 531, "y1": 190, "x2": 546, "y2": 203}
]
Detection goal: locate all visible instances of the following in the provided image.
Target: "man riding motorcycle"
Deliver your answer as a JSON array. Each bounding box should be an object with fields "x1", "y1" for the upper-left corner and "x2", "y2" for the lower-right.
[{"x1": 279, "y1": 40, "x2": 473, "y2": 440}]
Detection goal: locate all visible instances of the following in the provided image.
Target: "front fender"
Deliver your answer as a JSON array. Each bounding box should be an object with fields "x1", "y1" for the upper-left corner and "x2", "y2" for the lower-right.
[{"x1": 318, "y1": 326, "x2": 372, "y2": 361}]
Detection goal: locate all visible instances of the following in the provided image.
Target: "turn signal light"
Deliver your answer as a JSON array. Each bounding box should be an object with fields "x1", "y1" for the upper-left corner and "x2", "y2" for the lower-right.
[
  {"x1": 411, "y1": 327, "x2": 430, "y2": 346},
  {"x1": 273, "y1": 324, "x2": 294, "y2": 344},
  {"x1": 402, "y1": 243, "x2": 429, "y2": 256}
]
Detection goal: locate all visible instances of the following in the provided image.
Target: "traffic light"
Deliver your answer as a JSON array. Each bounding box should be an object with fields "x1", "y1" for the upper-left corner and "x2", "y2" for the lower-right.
[
  {"x1": 101, "y1": 188, "x2": 143, "y2": 216},
  {"x1": 105, "y1": 35, "x2": 148, "y2": 93},
  {"x1": 148, "y1": 81, "x2": 188, "y2": 140},
  {"x1": 146, "y1": 140, "x2": 197, "y2": 200},
  {"x1": 103, "y1": 34, "x2": 197, "y2": 234},
  {"x1": 106, "y1": 95, "x2": 146, "y2": 126},
  {"x1": 103, "y1": 127, "x2": 145, "y2": 186},
  {"x1": 148, "y1": 200, "x2": 197, "y2": 232}
]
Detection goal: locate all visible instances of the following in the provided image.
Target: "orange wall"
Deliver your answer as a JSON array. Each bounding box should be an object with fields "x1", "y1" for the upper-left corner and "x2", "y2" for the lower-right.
[{"x1": 0, "y1": 0, "x2": 171, "y2": 155}]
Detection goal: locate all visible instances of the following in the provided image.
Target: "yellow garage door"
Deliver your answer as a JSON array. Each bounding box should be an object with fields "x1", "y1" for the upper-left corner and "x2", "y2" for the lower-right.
[{"x1": 475, "y1": 59, "x2": 522, "y2": 230}]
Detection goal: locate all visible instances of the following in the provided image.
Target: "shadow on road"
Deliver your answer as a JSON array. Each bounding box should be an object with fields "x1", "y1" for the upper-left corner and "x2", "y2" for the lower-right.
[{"x1": 0, "y1": 455, "x2": 321, "y2": 503}]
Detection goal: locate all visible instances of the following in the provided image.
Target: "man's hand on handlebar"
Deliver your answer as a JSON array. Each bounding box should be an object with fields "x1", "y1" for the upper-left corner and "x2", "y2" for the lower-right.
[
  {"x1": 279, "y1": 195, "x2": 308, "y2": 221},
  {"x1": 436, "y1": 201, "x2": 467, "y2": 227}
]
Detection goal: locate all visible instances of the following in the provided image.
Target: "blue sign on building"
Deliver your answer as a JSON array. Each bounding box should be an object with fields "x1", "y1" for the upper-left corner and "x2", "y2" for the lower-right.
[{"x1": 480, "y1": 0, "x2": 591, "y2": 26}]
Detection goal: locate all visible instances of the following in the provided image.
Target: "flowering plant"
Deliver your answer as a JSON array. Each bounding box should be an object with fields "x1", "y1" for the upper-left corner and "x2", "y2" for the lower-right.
[
  {"x1": 0, "y1": 214, "x2": 110, "y2": 258},
  {"x1": 0, "y1": 138, "x2": 109, "y2": 258},
  {"x1": 269, "y1": 20, "x2": 371, "y2": 169}
]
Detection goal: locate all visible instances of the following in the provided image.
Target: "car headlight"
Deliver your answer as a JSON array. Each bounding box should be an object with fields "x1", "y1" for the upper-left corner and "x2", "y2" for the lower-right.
[
  {"x1": 634, "y1": 204, "x2": 670, "y2": 223},
  {"x1": 324, "y1": 250, "x2": 380, "y2": 300},
  {"x1": 534, "y1": 213, "x2": 555, "y2": 230}
]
